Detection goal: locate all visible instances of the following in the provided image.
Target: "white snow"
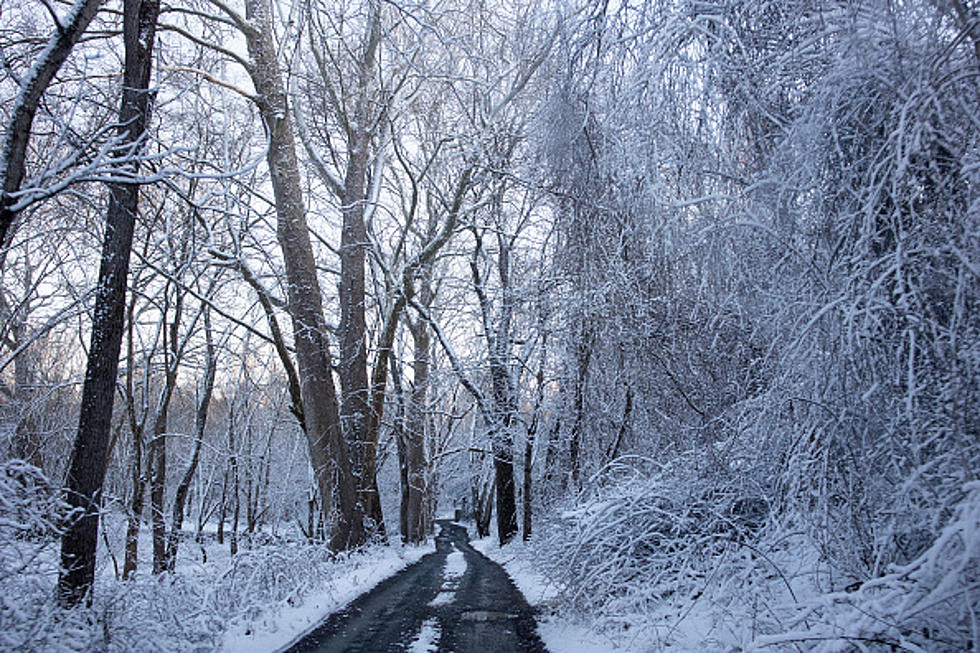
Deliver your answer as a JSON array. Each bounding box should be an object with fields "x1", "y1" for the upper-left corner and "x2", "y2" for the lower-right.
[
  {"x1": 444, "y1": 548, "x2": 466, "y2": 579},
  {"x1": 406, "y1": 617, "x2": 441, "y2": 653},
  {"x1": 220, "y1": 543, "x2": 429, "y2": 652},
  {"x1": 428, "y1": 545, "x2": 467, "y2": 607},
  {"x1": 471, "y1": 534, "x2": 642, "y2": 653}
]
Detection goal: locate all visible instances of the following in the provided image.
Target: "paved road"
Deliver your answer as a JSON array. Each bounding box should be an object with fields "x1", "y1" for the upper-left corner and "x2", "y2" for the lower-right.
[{"x1": 284, "y1": 520, "x2": 547, "y2": 653}]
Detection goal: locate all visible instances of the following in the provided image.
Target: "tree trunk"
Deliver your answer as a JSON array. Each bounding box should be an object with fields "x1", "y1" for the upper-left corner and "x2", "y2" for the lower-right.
[
  {"x1": 242, "y1": 0, "x2": 363, "y2": 551},
  {"x1": 227, "y1": 401, "x2": 239, "y2": 556},
  {"x1": 11, "y1": 318, "x2": 41, "y2": 468},
  {"x1": 338, "y1": 0, "x2": 383, "y2": 536},
  {"x1": 121, "y1": 460, "x2": 145, "y2": 580},
  {"x1": 166, "y1": 312, "x2": 215, "y2": 570},
  {"x1": 522, "y1": 435, "x2": 533, "y2": 541},
  {"x1": 405, "y1": 321, "x2": 430, "y2": 544},
  {"x1": 149, "y1": 407, "x2": 167, "y2": 573},
  {"x1": 58, "y1": 0, "x2": 159, "y2": 605}
]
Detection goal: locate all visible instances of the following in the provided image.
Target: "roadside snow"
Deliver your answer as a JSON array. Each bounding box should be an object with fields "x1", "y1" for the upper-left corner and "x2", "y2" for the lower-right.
[
  {"x1": 471, "y1": 534, "x2": 641, "y2": 653},
  {"x1": 221, "y1": 543, "x2": 429, "y2": 653}
]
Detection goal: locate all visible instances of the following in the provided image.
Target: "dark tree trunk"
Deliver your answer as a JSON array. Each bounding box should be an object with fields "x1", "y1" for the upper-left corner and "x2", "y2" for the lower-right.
[
  {"x1": 121, "y1": 462, "x2": 145, "y2": 580},
  {"x1": 338, "y1": 0, "x2": 382, "y2": 536},
  {"x1": 11, "y1": 318, "x2": 41, "y2": 467},
  {"x1": 149, "y1": 407, "x2": 167, "y2": 573},
  {"x1": 522, "y1": 436, "x2": 533, "y2": 541},
  {"x1": 58, "y1": 0, "x2": 159, "y2": 606},
  {"x1": 493, "y1": 447, "x2": 518, "y2": 544},
  {"x1": 227, "y1": 402, "x2": 239, "y2": 556},
  {"x1": 389, "y1": 353, "x2": 410, "y2": 543},
  {"x1": 568, "y1": 330, "x2": 593, "y2": 486}
]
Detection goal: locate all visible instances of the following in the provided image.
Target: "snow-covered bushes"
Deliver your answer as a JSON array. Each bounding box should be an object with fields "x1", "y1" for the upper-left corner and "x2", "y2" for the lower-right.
[
  {"x1": 0, "y1": 458, "x2": 413, "y2": 651},
  {"x1": 536, "y1": 452, "x2": 776, "y2": 643},
  {"x1": 759, "y1": 482, "x2": 980, "y2": 651}
]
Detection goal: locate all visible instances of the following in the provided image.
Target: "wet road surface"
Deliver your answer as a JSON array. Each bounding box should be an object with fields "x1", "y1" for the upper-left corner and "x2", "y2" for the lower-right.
[{"x1": 284, "y1": 520, "x2": 546, "y2": 652}]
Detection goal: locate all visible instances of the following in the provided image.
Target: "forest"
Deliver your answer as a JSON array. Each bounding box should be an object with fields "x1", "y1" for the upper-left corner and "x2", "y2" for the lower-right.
[{"x1": 0, "y1": 0, "x2": 978, "y2": 650}]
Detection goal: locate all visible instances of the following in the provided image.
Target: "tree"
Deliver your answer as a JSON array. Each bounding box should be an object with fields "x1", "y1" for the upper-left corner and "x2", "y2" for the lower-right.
[
  {"x1": 59, "y1": 0, "x2": 160, "y2": 604},
  {"x1": 0, "y1": 0, "x2": 103, "y2": 251}
]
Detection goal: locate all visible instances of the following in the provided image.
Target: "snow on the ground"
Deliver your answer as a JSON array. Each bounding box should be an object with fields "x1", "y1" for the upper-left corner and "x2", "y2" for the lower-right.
[
  {"x1": 429, "y1": 544, "x2": 466, "y2": 607},
  {"x1": 221, "y1": 542, "x2": 429, "y2": 653},
  {"x1": 444, "y1": 547, "x2": 466, "y2": 578},
  {"x1": 407, "y1": 617, "x2": 441, "y2": 653},
  {"x1": 471, "y1": 533, "x2": 641, "y2": 653}
]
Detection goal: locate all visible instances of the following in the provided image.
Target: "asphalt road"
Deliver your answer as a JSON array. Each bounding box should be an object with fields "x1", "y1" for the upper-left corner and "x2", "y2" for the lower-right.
[{"x1": 284, "y1": 520, "x2": 547, "y2": 653}]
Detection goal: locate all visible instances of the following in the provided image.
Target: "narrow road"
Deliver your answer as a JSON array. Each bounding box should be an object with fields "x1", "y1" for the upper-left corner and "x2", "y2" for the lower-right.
[{"x1": 284, "y1": 520, "x2": 547, "y2": 653}]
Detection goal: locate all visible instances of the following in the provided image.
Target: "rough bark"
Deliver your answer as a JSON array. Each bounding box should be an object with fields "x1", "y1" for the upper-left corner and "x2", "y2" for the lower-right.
[
  {"x1": 241, "y1": 0, "x2": 363, "y2": 550},
  {"x1": 338, "y1": 0, "x2": 382, "y2": 533},
  {"x1": 58, "y1": 0, "x2": 159, "y2": 605}
]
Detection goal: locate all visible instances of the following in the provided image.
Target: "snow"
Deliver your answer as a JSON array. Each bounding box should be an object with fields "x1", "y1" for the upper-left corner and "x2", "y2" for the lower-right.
[
  {"x1": 406, "y1": 618, "x2": 441, "y2": 653},
  {"x1": 428, "y1": 545, "x2": 466, "y2": 607},
  {"x1": 221, "y1": 542, "x2": 429, "y2": 652},
  {"x1": 471, "y1": 534, "x2": 642, "y2": 653}
]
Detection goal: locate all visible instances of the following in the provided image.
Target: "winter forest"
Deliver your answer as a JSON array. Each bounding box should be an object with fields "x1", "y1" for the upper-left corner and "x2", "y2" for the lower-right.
[{"x1": 0, "y1": 0, "x2": 978, "y2": 650}]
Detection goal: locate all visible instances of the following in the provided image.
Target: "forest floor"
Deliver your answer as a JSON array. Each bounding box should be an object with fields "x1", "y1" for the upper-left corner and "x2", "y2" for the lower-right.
[{"x1": 281, "y1": 520, "x2": 546, "y2": 653}]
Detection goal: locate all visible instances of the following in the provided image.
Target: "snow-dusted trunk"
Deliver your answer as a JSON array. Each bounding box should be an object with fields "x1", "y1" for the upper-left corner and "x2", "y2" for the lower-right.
[
  {"x1": 59, "y1": 0, "x2": 159, "y2": 605},
  {"x1": 491, "y1": 233, "x2": 519, "y2": 545},
  {"x1": 242, "y1": 0, "x2": 364, "y2": 551},
  {"x1": 0, "y1": 0, "x2": 102, "y2": 250},
  {"x1": 404, "y1": 320, "x2": 430, "y2": 544},
  {"x1": 338, "y1": 0, "x2": 383, "y2": 534}
]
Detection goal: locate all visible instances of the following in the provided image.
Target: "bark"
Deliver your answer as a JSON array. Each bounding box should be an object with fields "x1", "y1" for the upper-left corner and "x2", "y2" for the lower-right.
[
  {"x1": 338, "y1": 0, "x2": 382, "y2": 534},
  {"x1": 149, "y1": 408, "x2": 167, "y2": 573},
  {"x1": 389, "y1": 354, "x2": 409, "y2": 542},
  {"x1": 0, "y1": 0, "x2": 103, "y2": 250},
  {"x1": 568, "y1": 329, "x2": 593, "y2": 486},
  {"x1": 241, "y1": 0, "x2": 364, "y2": 551},
  {"x1": 405, "y1": 320, "x2": 430, "y2": 544},
  {"x1": 228, "y1": 402, "x2": 238, "y2": 556},
  {"x1": 165, "y1": 311, "x2": 215, "y2": 570},
  {"x1": 121, "y1": 457, "x2": 145, "y2": 580},
  {"x1": 58, "y1": 0, "x2": 159, "y2": 605}
]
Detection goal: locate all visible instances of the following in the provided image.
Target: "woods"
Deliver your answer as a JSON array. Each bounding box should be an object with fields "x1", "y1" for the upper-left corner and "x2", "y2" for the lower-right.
[{"x1": 0, "y1": 0, "x2": 977, "y2": 649}]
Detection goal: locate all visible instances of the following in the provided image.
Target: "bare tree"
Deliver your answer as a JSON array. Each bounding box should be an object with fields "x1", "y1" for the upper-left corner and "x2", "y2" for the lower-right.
[
  {"x1": 59, "y1": 0, "x2": 160, "y2": 605},
  {"x1": 0, "y1": 0, "x2": 103, "y2": 250}
]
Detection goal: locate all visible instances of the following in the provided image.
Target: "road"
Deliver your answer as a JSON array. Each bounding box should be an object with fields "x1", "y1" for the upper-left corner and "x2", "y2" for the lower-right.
[{"x1": 284, "y1": 520, "x2": 547, "y2": 653}]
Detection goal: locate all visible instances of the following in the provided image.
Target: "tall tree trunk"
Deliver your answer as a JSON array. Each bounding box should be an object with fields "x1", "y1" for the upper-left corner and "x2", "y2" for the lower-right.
[
  {"x1": 241, "y1": 0, "x2": 363, "y2": 551},
  {"x1": 149, "y1": 409, "x2": 167, "y2": 573},
  {"x1": 166, "y1": 311, "x2": 215, "y2": 570},
  {"x1": 568, "y1": 329, "x2": 593, "y2": 486},
  {"x1": 11, "y1": 318, "x2": 41, "y2": 467},
  {"x1": 122, "y1": 448, "x2": 145, "y2": 580},
  {"x1": 405, "y1": 320, "x2": 430, "y2": 544},
  {"x1": 228, "y1": 401, "x2": 239, "y2": 556},
  {"x1": 58, "y1": 0, "x2": 159, "y2": 605},
  {"x1": 338, "y1": 0, "x2": 383, "y2": 535}
]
